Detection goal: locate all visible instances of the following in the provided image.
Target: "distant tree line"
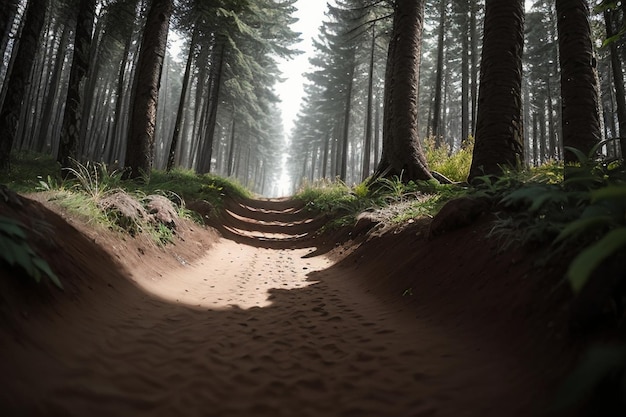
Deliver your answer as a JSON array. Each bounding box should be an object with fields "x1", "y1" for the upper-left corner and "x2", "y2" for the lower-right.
[{"x1": 0, "y1": 0, "x2": 299, "y2": 195}]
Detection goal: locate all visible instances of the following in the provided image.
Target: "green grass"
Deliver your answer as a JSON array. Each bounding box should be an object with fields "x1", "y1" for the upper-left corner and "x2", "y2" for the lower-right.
[
  {"x1": 424, "y1": 136, "x2": 474, "y2": 182},
  {"x1": 0, "y1": 152, "x2": 252, "y2": 244},
  {"x1": 295, "y1": 176, "x2": 466, "y2": 231}
]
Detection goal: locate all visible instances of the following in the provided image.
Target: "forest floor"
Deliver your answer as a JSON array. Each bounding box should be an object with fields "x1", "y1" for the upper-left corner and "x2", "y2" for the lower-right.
[{"x1": 0, "y1": 192, "x2": 585, "y2": 416}]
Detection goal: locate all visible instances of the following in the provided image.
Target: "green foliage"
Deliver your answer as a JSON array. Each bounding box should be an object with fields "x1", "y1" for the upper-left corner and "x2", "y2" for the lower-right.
[
  {"x1": 485, "y1": 143, "x2": 626, "y2": 295},
  {"x1": 296, "y1": 176, "x2": 465, "y2": 231},
  {"x1": 423, "y1": 136, "x2": 474, "y2": 182},
  {"x1": 0, "y1": 216, "x2": 63, "y2": 289}
]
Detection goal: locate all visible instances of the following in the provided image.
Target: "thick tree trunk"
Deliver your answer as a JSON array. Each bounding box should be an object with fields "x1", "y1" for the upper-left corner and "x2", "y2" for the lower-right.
[
  {"x1": 0, "y1": 0, "x2": 47, "y2": 169},
  {"x1": 57, "y1": 0, "x2": 96, "y2": 171},
  {"x1": 468, "y1": 0, "x2": 525, "y2": 181},
  {"x1": 375, "y1": 0, "x2": 432, "y2": 182},
  {"x1": 556, "y1": 0, "x2": 601, "y2": 163},
  {"x1": 124, "y1": 0, "x2": 172, "y2": 180}
]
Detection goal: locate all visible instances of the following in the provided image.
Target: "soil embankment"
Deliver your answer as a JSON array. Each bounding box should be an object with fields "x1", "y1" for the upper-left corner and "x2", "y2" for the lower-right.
[{"x1": 0, "y1": 195, "x2": 575, "y2": 416}]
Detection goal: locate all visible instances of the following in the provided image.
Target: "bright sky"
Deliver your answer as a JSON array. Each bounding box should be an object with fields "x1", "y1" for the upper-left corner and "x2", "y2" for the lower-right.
[{"x1": 275, "y1": 1, "x2": 330, "y2": 135}]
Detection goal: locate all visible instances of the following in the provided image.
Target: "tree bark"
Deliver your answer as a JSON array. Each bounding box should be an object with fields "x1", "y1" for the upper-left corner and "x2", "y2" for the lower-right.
[
  {"x1": 468, "y1": 0, "x2": 525, "y2": 181},
  {"x1": 375, "y1": 0, "x2": 432, "y2": 182},
  {"x1": 124, "y1": 0, "x2": 172, "y2": 180},
  {"x1": 556, "y1": 0, "x2": 601, "y2": 162},
  {"x1": 57, "y1": 0, "x2": 96, "y2": 171}
]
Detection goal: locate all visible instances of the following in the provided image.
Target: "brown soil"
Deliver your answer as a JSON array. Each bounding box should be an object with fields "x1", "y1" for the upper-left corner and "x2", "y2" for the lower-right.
[{"x1": 0, "y1": 192, "x2": 584, "y2": 416}]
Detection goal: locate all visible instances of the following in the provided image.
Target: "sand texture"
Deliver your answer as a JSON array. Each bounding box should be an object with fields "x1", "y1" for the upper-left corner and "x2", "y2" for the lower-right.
[{"x1": 0, "y1": 197, "x2": 574, "y2": 416}]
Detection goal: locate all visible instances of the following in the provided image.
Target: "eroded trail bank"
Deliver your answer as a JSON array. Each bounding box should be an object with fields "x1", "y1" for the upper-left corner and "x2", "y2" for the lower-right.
[{"x1": 1, "y1": 197, "x2": 570, "y2": 416}]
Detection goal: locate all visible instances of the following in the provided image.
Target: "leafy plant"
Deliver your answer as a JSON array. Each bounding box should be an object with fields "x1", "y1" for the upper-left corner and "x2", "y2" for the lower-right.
[{"x1": 0, "y1": 216, "x2": 63, "y2": 289}]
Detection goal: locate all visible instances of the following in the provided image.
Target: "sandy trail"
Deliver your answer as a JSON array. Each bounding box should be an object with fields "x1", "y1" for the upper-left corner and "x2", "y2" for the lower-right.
[{"x1": 1, "y1": 198, "x2": 537, "y2": 417}]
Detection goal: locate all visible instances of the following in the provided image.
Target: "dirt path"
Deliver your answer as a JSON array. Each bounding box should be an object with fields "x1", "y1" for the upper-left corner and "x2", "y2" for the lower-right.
[{"x1": 1, "y1": 198, "x2": 552, "y2": 416}]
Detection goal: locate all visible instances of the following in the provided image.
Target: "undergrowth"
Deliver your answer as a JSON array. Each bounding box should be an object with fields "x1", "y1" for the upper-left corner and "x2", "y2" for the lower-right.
[
  {"x1": 0, "y1": 152, "x2": 250, "y2": 247},
  {"x1": 295, "y1": 176, "x2": 465, "y2": 231}
]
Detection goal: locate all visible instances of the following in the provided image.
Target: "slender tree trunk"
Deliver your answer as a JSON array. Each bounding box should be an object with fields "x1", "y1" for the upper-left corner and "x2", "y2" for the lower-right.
[
  {"x1": 167, "y1": 29, "x2": 197, "y2": 171},
  {"x1": 0, "y1": 0, "x2": 19, "y2": 80},
  {"x1": 36, "y1": 24, "x2": 70, "y2": 153},
  {"x1": 468, "y1": 0, "x2": 525, "y2": 181},
  {"x1": 461, "y1": 4, "x2": 470, "y2": 144},
  {"x1": 104, "y1": 34, "x2": 132, "y2": 163},
  {"x1": 362, "y1": 24, "x2": 376, "y2": 181},
  {"x1": 124, "y1": 0, "x2": 172, "y2": 179},
  {"x1": 556, "y1": 0, "x2": 601, "y2": 162},
  {"x1": 431, "y1": 0, "x2": 445, "y2": 143},
  {"x1": 375, "y1": 0, "x2": 432, "y2": 182},
  {"x1": 0, "y1": 0, "x2": 46, "y2": 169},
  {"x1": 199, "y1": 40, "x2": 226, "y2": 174},
  {"x1": 57, "y1": 0, "x2": 96, "y2": 171},
  {"x1": 470, "y1": 0, "x2": 479, "y2": 135},
  {"x1": 605, "y1": 8, "x2": 626, "y2": 157},
  {"x1": 340, "y1": 53, "x2": 355, "y2": 182},
  {"x1": 228, "y1": 116, "x2": 236, "y2": 176}
]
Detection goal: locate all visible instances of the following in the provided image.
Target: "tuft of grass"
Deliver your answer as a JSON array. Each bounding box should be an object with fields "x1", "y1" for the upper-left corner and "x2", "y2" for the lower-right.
[{"x1": 424, "y1": 136, "x2": 474, "y2": 182}]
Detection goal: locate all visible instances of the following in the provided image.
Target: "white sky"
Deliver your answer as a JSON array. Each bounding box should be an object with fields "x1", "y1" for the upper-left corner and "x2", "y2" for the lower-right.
[{"x1": 275, "y1": 1, "x2": 330, "y2": 135}]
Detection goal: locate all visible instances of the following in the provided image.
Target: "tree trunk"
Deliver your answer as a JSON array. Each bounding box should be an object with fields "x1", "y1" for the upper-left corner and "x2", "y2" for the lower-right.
[
  {"x1": 167, "y1": 29, "x2": 197, "y2": 171},
  {"x1": 461, "y1": 4, "x2": 470, "y2": 144},
  {"x1": 0, "y1": 0, "x2": 19, "y2": 79},
  {"x1": 339, "y1": 52, "x2": 355, "y2": 182},
  {"x1": 57, "y1": 0, "x2": 96, "y2": 171},
  {"x1": 470, "y1": 0, "x2": 479, "y2": 135},
  {"x1": 0, "y1": 0, "x2": 47, "y2": 169},
  {"x1": 556, "y1": 0, "x2": 601, "y2": 163},
  {"x1": 431, "y1": 0, "x2": 445, "y2": 143},
  {"x1": 604, "y1": 8, "x2": 626, "y2": 157},
  {"x1": 375, "y1": 0, "x2": 432, "y2": 182},
  {"x1": 124, "y1": 0, "x2": 172, "y2": 180},
  {"x1": 468, "y1": 0, "x2": 525, "y2": 181},
  {"x1": 228, "y1": 115, "x2": 236, "y2": 177},
  {"x1": 362, "y1": 24, "x2": 375, "y2": 181},
  {"x1": 36, "y1": 24, "x2": 71, "y2": 153},
  {"x1": 199, "y1": 40, "x2": 226, "y2": 174}
]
